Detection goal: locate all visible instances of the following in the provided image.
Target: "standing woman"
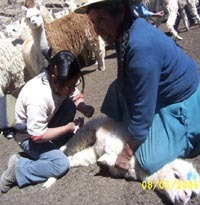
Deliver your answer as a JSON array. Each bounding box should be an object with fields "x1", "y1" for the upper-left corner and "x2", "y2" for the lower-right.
[
  {"x1": 75, "y1": 0, "x2": 200, "y2": 174},
  {"x1": 0, "y1": 50, "x2": 94, "y2": 193}
]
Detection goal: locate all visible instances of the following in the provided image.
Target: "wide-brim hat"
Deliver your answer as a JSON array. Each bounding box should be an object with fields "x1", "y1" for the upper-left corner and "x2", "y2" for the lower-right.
[{"x1": 74, "y1": 0, "x2": 107, "y2": 14}]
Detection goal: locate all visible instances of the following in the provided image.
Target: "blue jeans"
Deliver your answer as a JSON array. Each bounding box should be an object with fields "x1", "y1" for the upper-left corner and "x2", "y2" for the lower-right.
[
  {"x1": 15, "y1": 98, "x2": 76, "y2": 187},
  {"x1": 16, "y1": 141, "x2": 69, "y2": 187}
]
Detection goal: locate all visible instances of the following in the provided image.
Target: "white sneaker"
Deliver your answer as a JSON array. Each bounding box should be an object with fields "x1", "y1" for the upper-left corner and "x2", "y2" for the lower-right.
[{"x1": 0, "y1": 153, "x2": 20, "y2": 193}]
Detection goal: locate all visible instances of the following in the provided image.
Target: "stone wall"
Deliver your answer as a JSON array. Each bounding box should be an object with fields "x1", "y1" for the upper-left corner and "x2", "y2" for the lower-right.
[{"x1": 0, "y1": 0, "x2": 8, "y2": 7}]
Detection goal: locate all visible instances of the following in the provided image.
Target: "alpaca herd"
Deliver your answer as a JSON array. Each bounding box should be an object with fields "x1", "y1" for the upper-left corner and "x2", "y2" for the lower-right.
[{"x1": 0, "y1": 0, "x2": 106, "y2": 98}]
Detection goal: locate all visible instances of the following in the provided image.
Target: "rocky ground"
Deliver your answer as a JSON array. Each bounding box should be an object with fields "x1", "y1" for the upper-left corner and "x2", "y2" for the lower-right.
[{"x1": 0, "y1": 1, "x2": 200, "y2": 205}]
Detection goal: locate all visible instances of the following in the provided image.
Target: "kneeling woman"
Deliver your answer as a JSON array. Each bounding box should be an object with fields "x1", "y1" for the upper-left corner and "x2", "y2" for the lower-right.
[{"x1": 75, "y1": 0, "x2": 200, "y2": 175}]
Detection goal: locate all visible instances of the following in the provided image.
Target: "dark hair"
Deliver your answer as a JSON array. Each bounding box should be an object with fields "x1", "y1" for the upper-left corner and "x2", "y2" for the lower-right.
[{"x1": 47, "y1": 50, "x2": 81, "y2": 86}]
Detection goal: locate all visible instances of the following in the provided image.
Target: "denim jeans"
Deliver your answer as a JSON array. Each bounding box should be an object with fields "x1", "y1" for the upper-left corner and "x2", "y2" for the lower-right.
[
  {"x1": 16, "y1": 141, "x2": 69, "y2": 187},
  {"x1": 15, "y1": 98, "x2": 76, "y2": 187}
]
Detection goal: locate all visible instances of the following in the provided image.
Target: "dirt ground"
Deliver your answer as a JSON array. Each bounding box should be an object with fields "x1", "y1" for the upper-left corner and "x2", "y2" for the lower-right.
[{"x1": 1, "y1": 4, "x2": 200, "y2": 205}]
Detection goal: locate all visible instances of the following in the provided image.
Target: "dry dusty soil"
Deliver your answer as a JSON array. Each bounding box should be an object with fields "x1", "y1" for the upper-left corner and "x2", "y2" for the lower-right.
[{"x1": 0, "y1": 4, "x2": 200, "y2": 205}]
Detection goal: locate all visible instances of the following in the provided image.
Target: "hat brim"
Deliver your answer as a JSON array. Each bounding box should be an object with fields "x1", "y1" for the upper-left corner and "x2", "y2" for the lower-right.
[{"x1": 74, "y1": 0, "x2": 106, "y2": 14}]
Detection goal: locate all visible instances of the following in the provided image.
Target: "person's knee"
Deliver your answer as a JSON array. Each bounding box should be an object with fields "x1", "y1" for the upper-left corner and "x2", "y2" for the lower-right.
[
  {"x1": 51, "y1": 152, "x2": 70, "y2": 176},
  {"x1": 142, "y1": 162, "x2": 158, "y2": 174},
  {"x1": 57, "y1": 156, "x2": 70, "y2": 175},
  {"x1": 136, "y1": 156, "x2": 160, "y2": 174}
]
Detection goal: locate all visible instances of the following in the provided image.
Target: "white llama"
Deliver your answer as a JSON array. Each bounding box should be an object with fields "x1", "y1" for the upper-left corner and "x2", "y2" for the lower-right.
[
  {"x1": 22, "y1": 6, "x2": 49, "y2": 77},
  {"x1": 63, "y1": 117, "x2": 200, "y2": 205}
]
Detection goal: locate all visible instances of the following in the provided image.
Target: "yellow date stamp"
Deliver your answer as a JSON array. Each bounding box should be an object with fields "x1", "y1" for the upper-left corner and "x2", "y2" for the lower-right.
[{"x1": 141, "y1": 180, "x2": 200, "y2": 191}]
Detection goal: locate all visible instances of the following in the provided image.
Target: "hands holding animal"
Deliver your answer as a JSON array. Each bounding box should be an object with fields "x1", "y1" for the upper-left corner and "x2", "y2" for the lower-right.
[
  {"x1": 115, "y1": 139, "x2": 140, "y2": 170},
  {"x1": 115, "y1": 144, "x2": 133, "y2": 170},
  {"x1": 73, "y1": 117, "x2": 84, "y2": 133}
]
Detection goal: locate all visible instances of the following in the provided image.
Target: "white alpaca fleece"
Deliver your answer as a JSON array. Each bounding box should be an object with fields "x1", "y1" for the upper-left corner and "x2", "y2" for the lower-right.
[
  {"x1": 22, "y1": 6, "x2": 49, "y2": 77},
  {"x1": 0, "y1": 38, "x2": 25, "y2": 97},
  {"x1": 0, "y1": 31, "x2": 6, "y2": 39},
  {"x1": 65, "y1": 117, "x2": 200, "y2": 205}
]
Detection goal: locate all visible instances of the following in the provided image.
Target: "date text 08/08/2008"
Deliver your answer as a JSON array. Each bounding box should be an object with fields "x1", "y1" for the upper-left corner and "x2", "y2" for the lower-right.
[{"x1": 141, "y1": 180, "x2": 200, "y2": 191}]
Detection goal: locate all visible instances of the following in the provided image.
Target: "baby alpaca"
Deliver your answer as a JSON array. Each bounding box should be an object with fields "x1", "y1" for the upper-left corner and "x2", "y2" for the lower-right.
[
  {"x1": 66, "y1": 117, "x2": 200, "y2": 205},
  {"x1": 4, "y1": 18, "x2": 32, "y2": 41}
]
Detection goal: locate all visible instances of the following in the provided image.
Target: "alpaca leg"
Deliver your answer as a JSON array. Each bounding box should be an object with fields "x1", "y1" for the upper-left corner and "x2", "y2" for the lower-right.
[
  {"x1": 94, "y1": 49, "x2": 105, "y2": 71},
  {"x1": 97, "y1": 153, "x2": 117, "y2": 167},
  {"x1": 81, "y1": 46, "x2": 91, "y2": 67},
  {"x1": 42, "y1": 177, "x2": 57, "y2": 189},
  {"x1": 89, "y1": 36, "x2": 105, "y2": 71},
  {"x1": 166, "y1": 4, "x2": 183, "y2": 40},
  {"x1": 68, "y1": 147, "x2": 97, "y2": 167},
  {"x1": 97, "y1": 36, "x2": 105, "y2": 71},
  {"x1": 180, "y1": 8, "x2": 190, "y2": 31},
  {"x1": 187, "y1": 0, "x2": 200, "y2": 25}
]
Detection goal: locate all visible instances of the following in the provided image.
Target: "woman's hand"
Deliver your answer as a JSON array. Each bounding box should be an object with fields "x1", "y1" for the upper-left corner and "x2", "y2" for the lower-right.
[
  {"x1": 115, "y1": 143, "x2": 133, "y2": 170},
  {"x1": 115, "y1": 139, "x2": 140, "y2": 170}
]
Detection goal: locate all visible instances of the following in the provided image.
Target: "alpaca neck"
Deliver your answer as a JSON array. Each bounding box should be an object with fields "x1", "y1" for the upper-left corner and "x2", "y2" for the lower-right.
[{"x1": 31, "y1": 25, "x2": 49, "y2": 51}]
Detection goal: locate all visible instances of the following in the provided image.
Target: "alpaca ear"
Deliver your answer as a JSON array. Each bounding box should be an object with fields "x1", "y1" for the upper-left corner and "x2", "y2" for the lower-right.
[
  {"x1": 36, "y1": 4, "x2": 40, "y2": 10},
  {"x1": 34, "y1": 0, "x2": 41, "y2": 11},
  {"x1": 36, "y1": 0, "x2": 42, "y2": 7},
  {"x1": 1, "y1": 23, "x2": 6, "y2": 30},
  {"x1": 16, "y1": 19, "x2": 21, "y2": 25},
  {"x1": 21, "y1": 6, "x2": 28, "y2": 11}
]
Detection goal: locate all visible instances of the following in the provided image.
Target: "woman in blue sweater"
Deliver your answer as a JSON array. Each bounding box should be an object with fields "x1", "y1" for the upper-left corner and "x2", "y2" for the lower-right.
[{"x1": 75, "y1": 0, "x2": 200, "y2": 174}]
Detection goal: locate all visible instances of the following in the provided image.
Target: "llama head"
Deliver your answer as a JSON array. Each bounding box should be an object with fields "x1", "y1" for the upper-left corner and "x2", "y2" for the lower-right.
[
  {"x1": 4, "y1": 17, "x2": 29, "y2": 40},
  {"x1": 4, "y1": 20, "x2": 22, "y2": 38},
  {"x1": 153, "y1": 159, "x2": 200, "y2": 205},
  {"x1": 23, "y1": 6, "x2": 43, "y2": 30}
]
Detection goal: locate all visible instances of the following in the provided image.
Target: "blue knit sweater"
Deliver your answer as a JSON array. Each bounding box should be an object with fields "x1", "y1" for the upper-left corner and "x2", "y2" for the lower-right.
[{"x1": 116, "y1": 18, "x2": 199, "y2": 141}]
